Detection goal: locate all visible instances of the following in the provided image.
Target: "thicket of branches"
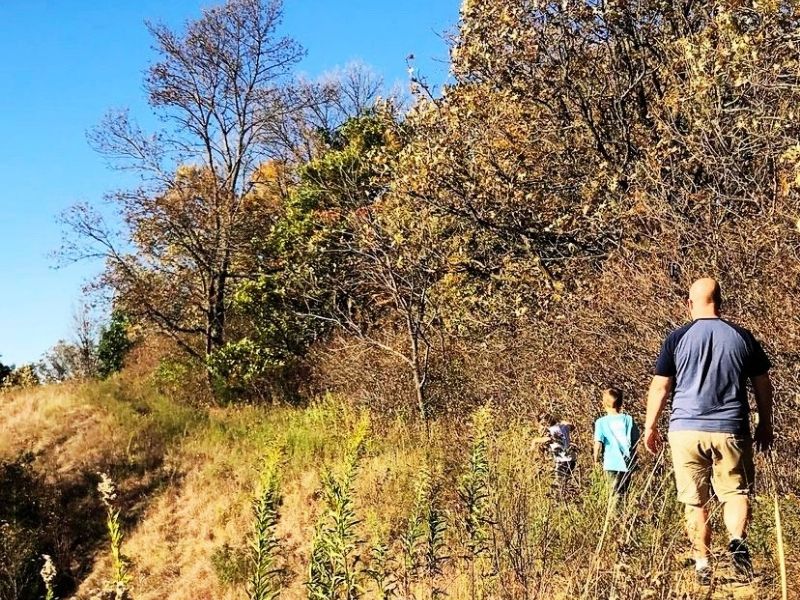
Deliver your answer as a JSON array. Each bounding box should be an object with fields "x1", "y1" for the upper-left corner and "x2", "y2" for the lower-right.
[{"x1": 65, "y1": 0, "x2": 800, "y2": 477}]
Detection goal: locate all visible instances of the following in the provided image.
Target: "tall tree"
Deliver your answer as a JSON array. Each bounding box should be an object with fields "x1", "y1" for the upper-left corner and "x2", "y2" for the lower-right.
[
  {"x1": 63, "y1": 0, "x2": 304, "y2": 360},
  {"x1": 40, "y1": 303, "x2": 99, "y2": 382}
]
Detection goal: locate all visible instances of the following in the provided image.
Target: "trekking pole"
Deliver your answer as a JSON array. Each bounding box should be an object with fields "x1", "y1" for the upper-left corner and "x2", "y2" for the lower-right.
[{"x1": 765, "y1": 453, "x2": 787, "y2": 600}]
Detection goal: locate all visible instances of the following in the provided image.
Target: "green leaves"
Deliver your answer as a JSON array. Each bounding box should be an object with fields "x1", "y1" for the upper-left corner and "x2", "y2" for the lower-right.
[
  {"x1": 249, "y1": 448, "x2": 284, "y2": 600},
  {"x1": 307, "y1": 415, "x2": 370, "y2": 599},
  {"x1": 97, "y1": 311, "x2": 134, "y2": 379}
]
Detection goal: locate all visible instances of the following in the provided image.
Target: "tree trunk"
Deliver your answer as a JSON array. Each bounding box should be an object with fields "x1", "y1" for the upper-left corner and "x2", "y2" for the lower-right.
[
  {"x1": 407, "y1": 322, "x2": 429, "y2": 427},
  {"x1": 206, "y1": 253, "x2": 230, "y2": 358}
]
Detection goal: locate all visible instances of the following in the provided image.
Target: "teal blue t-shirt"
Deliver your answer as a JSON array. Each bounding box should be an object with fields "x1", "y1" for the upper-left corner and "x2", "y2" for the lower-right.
[{"x1": 594, "y1": 413, "x2": 639, "y2": 472}]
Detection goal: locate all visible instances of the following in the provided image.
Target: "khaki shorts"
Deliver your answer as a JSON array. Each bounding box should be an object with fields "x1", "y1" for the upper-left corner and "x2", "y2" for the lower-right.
[{"x1": 668, "y1": 430, "x2": 755, "y2": 506}]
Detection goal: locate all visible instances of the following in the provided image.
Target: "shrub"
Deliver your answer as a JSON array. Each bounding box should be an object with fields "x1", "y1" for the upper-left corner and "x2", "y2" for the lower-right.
[
  {"x1": 2, "y1": 364, "x2": 40, "y2": 390},
  {"x1": 97, "y1": 312, "x2": 134, "y2": 379},
  {"x1": 0, "y1": 360, "x2": 13, "y2": 386}
]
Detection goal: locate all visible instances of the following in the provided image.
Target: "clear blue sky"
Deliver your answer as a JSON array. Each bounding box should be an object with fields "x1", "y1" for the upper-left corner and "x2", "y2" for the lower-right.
[{"x1": 0, "y1": 0, "x2": 458, "y2": 366}]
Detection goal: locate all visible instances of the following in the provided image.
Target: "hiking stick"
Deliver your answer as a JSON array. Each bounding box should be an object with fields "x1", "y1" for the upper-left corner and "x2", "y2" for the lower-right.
[{"x1": 766, "y1": 454, "x2": 788, "y2": 600}]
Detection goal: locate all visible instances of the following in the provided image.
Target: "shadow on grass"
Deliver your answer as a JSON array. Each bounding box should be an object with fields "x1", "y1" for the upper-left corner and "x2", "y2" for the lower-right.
[{"x1": 0, "y1": 451, "x2": 173, "y2": 600}]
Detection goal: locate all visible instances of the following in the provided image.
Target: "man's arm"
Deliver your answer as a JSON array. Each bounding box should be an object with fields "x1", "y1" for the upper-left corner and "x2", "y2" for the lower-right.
[
  {"x1": 752, "y1": 373, "x2": 774, "y2": 452},
  {"x1": 644, "y1": 375, "x2": 673, "y2": 454}
]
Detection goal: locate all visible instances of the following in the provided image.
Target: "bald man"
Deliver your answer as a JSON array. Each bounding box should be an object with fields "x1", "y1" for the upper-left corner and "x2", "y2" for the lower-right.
[{"x1": 644, "y1": 278, "x2": 774, "y2": 586}]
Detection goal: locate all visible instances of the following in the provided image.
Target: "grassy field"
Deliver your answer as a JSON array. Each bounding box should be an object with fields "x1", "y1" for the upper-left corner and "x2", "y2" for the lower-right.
[{"x1": 0, "y1": 380, "x2": 797, "y2": 600}]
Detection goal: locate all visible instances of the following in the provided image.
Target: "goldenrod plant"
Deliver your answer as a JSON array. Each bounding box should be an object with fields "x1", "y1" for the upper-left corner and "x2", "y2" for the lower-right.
[
  {"x1": 400, "y1": 470, "x2": 429, "y2": 590},
  {"x1": 365, "y1": 541, "x2": 397, "y2": 600},
  {"x1": 307, "y1": 415, "x2": 370, "y2": 599},
  {"x1": 457, "y1": 405, "x2": 495, "y2": 599},
  {"x1": 249, "y1": 448, "x2": 284, "y2": 600},
  {"x1": 425, "y1": 502, "x2": 448, "y2": 579}
]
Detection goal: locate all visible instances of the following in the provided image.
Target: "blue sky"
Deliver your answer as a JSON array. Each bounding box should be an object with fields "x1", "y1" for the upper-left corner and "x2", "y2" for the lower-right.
[{"x1": 0, "y1": 0, "x2": 459, "y2": 366}]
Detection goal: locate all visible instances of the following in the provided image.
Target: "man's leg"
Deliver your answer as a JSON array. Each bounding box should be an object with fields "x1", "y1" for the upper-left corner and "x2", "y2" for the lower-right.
[
  {"x1": 685, "y1": 503, "x2": 712, "y2": 562},
  {"x1": 669, "y1": 431, "x2": 713, "y2": 583},
  {"x1": 722, "y1": 495, "x2": 750, "y2": 540},
  {"x1": 713, "y1": 434, "x2": 756, "y2": 580}
]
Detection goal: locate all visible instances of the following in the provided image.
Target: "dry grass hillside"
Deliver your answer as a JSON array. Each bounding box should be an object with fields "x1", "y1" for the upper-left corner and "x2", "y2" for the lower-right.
[{"x1": 1, "y1": 379, "x2": 797, "y2": 600}]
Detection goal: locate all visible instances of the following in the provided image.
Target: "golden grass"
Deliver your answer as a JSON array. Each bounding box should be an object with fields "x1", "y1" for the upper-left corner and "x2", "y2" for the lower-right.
[
  {"x1": 0, "y1": 383, "x2": 119, "y2": 473},
  {"x1": 3, "y1": 382, "x2": 798, "y2": 600}
]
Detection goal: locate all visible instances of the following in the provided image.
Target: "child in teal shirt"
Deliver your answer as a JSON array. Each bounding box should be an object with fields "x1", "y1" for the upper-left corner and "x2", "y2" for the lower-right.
[{"x1": 593, "y1": 388, "x2": 639, "y2": 497}]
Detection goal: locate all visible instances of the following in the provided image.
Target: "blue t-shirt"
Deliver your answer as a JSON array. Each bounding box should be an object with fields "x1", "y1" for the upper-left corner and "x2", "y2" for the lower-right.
[
  {"x1": 594, "y1": 413, "x2": 638, "y2": 472},
  {"x1": 654, "y1": 318, "x2": 771, "y2": 435}
]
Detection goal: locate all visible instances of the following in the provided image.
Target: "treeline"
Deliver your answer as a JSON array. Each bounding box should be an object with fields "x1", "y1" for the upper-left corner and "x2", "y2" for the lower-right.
[
  {"x1": 1, "y1": 309, "x2": 132, "y2": 389},
  {"x1": 60, "y1": 0, "x2": 800, "y2": 461}
]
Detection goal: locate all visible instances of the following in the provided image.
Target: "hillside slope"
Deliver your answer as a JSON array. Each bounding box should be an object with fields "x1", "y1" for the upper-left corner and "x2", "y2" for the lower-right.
[{"x1": 1, "y1": 382, "x2": 797, "y2": 599}]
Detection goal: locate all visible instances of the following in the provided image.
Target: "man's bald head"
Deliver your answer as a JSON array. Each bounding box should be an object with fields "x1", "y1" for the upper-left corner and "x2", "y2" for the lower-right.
[{"x1": 688, "y1": 277, "x2": 722, "y2": 318}]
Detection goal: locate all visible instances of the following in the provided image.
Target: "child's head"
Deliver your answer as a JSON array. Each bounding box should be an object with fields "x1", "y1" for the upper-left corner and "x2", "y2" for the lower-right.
[
  {"x1": 537, "y1": 411, "x2": 559, "y2": 428},
  {"x1": 602, "y1": 387, "x2": 623, "y2": 412}
]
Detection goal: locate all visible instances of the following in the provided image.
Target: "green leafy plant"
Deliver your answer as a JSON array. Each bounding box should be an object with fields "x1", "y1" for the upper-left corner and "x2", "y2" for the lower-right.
[
  {"x1": 249, "y1": 448, "x2": 284, "y2": 600},
  {"x1": 401, "y1": 471, "x2": 429, "y2": 585},
  {"x1": 425, "y1": 502, "x2": 448, "y2": 580},
  {"x1": 211, "y1": 543, "x2": 249, "y2": 588},
  {"x1": 97, "y1": 311, "x2": 134, "y2": 379},
  {"x1": 365, "y1": 541, "x2": 397, "y2": 600},
  {"x1": 307, "y1": 415, "x2": 370, "y2": 599},
  {"x1": 457, "y1": 405, "x2": 495, "y2": 599}
]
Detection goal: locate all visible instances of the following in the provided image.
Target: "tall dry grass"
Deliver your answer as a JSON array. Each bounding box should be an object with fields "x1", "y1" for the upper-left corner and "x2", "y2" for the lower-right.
[{"x1": 3, "y1": 383, "x2": 797, "y2": 599}]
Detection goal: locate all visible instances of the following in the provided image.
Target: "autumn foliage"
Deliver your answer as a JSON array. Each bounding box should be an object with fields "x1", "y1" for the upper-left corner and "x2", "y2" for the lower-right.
[{"x1": 65, "y1": 0, "x2": 800, "y2": 484}]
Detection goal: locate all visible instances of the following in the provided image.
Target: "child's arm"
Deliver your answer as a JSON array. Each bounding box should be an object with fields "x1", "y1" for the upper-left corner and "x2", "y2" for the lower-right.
[
  {"x1": 593, "y1": 420, "x2": 603, "y2": 464},
  {"x1": 530, "y1": 435, "x2": 550, "y2": 452}
]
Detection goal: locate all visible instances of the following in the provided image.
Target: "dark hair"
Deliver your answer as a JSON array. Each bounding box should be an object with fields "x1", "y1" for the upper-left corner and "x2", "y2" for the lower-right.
[
  {"x1": 603, "y1": 387, "x2": 623, "y2": 409},
  {"x1": 537, "y1": 411, "x2": 558, "y2": 426}
]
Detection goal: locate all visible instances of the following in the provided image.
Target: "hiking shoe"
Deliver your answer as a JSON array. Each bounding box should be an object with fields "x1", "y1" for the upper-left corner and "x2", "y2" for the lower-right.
[
  {"x1": 696, "y1": 565, "x2": 713, "y2": 586},
  {"x1": 729, "y1": 538, "x2": 754, "y2": 581}
]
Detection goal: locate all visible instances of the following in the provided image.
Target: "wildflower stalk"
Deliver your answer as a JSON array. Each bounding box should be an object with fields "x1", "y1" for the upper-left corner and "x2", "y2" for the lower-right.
[
  {"x1": 365, "y1": 541, "x2": 397, "y2": 600},
  {"x1": 98, "y1": 473, "x2": 130, "y2": 599},
  {"x1": 401, "y1": 471, "x2": 430, "y2": 590},
  {"x1": 249, "y1": 448, "x2": 283, "y2": 600},
  {"x1": 457, "y1": 405, "x2": 494, "y2": 600},
  {"x1": 307, "y1": 414, "x2": 370, "y2": 600},
  {"x1": 41, "y1": 554, "x2": 57, "y2": 600},
  {"x1": 425, "y1": 503, "x2": 448, "y2": 579}
]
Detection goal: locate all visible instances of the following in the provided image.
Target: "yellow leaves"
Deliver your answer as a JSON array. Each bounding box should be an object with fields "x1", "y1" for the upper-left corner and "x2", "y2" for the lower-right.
[
  {"x1": 780, "y1": 145, "x2": 800, "y2": 191},
  {"x1": 252, "y1": 160, "x2": 285, "y2": 185},
  {"x1": 781, "y1": 144, "x2": 800, "y2": 164}
]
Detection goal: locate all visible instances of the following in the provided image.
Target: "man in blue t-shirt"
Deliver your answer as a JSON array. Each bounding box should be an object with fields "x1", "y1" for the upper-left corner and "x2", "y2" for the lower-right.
[
  {"x1": 594, "y1": 387, "x2": 639, "y2": 497},
  {"x1": 644, "y1": 278, "x2": 774, "y2": 585}
]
